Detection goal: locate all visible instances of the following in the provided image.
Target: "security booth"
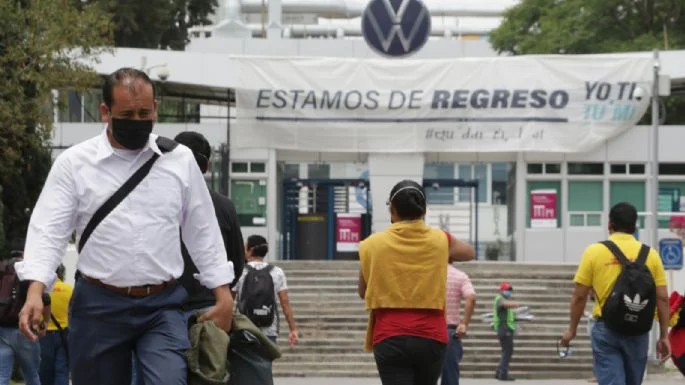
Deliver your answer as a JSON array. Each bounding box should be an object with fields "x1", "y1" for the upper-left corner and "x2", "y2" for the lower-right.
[
  {"x1": 281, "y1": 178, "x2": 372, "y2": 260},
  {"x1": 423, "y1": 178, "x2": 480, "y2": 256}
]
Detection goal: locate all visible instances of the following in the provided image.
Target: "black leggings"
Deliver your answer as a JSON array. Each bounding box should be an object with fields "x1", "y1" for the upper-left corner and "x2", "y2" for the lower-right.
[{"x1": 373, "y1": 336, "x2": 446, "y2": 385}]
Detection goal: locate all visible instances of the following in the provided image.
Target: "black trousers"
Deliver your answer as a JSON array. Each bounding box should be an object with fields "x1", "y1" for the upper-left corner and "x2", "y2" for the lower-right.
[
  {"x1": 373, "y1": 336, "x2": 446, "y2": 385},
  {"x1": 675, "y1": 355, "x2": 685, "y2": 376}
]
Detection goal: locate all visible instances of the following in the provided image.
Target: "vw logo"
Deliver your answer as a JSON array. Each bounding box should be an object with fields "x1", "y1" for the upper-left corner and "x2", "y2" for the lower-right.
[{"x1": 361, "y1": 0, "x2": 432, "y2": 58}]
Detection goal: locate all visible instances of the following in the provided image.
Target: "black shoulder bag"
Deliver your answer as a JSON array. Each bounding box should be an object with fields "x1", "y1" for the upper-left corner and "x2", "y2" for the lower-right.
[{"x1": 77, "y1": 136, "x2": 178, "y2": 253}]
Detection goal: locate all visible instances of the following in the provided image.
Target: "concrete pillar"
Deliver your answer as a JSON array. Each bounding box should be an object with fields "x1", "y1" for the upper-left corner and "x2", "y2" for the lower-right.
[
  {"x1": 515, "y1": 152, "x2": 526, "y2": 261},
  {"x1": 368, "y1": 153, "x2": 425, "y2": 233},
  {"x1": 267, "y1": 148, "x2": 279, "y2": 258},
  {"x1": 267, "y1": 0, "x2": 283, "y2": 39}
]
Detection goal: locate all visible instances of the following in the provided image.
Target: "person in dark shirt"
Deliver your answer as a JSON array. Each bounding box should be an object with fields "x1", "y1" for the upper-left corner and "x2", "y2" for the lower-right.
[
  {"x1": 132, "y1": 131, "x2": 245, "y2": 385},
  {"x1": 173, "y1": 131, "x2": 245, "y2": 313}
]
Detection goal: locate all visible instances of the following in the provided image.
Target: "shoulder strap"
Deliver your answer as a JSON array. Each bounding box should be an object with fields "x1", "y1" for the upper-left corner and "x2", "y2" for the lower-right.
[
  {"x1": 599, "y1": 240, "x2": 631, "y2": 266},
  {"x1": 78, "y1": 137, "x2": 177, "y2": 253},
  {"x1": 156, "y1": 136, "x2": 178, "y2": 153},
  {"x1": 635, "y1": 244, "x2": 650, "y2": 266}
]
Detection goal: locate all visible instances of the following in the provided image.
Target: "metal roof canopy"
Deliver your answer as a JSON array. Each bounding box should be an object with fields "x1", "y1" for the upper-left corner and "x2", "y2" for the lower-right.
[
  {"x1": 88, "y1": 47, "x2": 685, "y2": 101},
  {"x1": 154, "y1": 81, "x2": 235, "y2": 105}
]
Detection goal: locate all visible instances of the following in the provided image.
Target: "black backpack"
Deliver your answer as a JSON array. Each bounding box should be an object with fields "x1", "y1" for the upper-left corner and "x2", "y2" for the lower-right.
[
  {"x1": 600, "y1": 240, "x2": 657, "y2": 336},
  {"x1": 0, "y1": 258, "x2": 22, "y2": 325},
  {"x1": 238, "y1": 265, "x2": 277, "y2": 328}
]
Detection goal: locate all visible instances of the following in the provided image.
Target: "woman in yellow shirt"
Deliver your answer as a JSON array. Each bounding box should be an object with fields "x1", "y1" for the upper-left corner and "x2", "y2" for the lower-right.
[{"x1": 357, "y1": 179, "x2": 475, "y2": 385}]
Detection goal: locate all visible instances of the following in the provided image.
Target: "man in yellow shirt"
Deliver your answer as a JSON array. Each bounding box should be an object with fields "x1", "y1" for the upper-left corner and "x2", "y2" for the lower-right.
[
  {"x1": 560, "y1": 203, "x2": 671, "y2": 385},
  {"x1": 39, "y1": 264, "x2": 73, "y2": 385}
]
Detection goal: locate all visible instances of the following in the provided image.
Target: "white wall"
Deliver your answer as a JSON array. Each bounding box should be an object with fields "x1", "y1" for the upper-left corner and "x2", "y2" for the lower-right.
[{"x1": 188, "y1": 36, "x2": 498, "y2": 58}]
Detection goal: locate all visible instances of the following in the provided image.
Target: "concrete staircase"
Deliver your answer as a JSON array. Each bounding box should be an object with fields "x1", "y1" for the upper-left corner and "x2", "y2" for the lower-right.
[{"x1": 271, "y1": 261, "x2": 593, "y2": 379}]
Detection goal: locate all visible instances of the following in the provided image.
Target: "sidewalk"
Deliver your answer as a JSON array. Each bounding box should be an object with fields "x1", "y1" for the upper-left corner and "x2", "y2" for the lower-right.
[{"x1": 274, "y1": 378, "x2": 682, "y2": 385}]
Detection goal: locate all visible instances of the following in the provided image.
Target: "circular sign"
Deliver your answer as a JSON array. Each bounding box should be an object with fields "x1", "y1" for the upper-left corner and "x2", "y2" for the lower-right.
[{"x1": 361, "y1": 0, "x2": 432, "y2": 58}]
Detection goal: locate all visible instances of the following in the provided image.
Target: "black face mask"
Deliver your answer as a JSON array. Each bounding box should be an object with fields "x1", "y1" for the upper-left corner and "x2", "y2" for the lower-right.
[{"x1": 110, "y1": 118, "x2": 153, "y2": 150}]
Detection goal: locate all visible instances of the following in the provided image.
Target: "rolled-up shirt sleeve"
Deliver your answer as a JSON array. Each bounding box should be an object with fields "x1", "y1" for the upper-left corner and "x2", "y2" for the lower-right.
[
  {"x1": 180, "y1": 152, "x2": 234, "y2": 289},
  {"x1": 15, "y1": 155, "x2": 76, "y2": 287}
]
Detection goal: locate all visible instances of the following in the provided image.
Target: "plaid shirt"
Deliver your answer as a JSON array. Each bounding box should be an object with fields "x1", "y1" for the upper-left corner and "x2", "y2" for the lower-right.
[{"x1": 445, "y1": 265, "x2": 476, "y2": 326}]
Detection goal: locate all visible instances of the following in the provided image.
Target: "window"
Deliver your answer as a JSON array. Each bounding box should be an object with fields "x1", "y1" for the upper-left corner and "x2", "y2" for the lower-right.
[
  {"x1": 424, "y1": 163, "x2": 455, "y2": 205},
  {"x1": 568, "y1": 162, "x2": 604, "y2": 175},
  {"x1": 610, "y1": 164, "x2": 627, "y2": 174},
  {"x1": 307, "y1": 164, "x2": 330, "y2": 179},
  {"x1": 458, "y1": 163, "x2": 486, "y2": 203},
  {"x1": 231, "y1": 162, "x2": 248, "y2": 173},
  {"x1": 58, "y1": 90, "x2": 82, "y2": 123},
  {"x1": 281, "y1": 163, "x2": 300, "y2": 180},
  {"x1": 83, "y1": 90, "x2": 101, "y2": 122},
  {"x1": 527, "y1": 163, "x2": 560, "y2": 174},
  {"x1": 250, "y1": 162, "x2": 266, "y2": 173},
  {"x1": 568, "y1": 181, "x2": 603, "y2": 227},
  {"x1": 545, "y1": 163, "x2": 561, "y2": 174},
  {"x1": 527, "y1": 181, "x2": 561, "y2": 228},
  {"x1": 611, "y1": 163, "x2": 645, "y2": 175},
  {"x1": 527, "y1": 163, "x2": 543, "y2": 174},
  {"x1": 610, "y1": 181, "x2": 645, "y2": 227},
  {"x1": 658, "y1": 182, "x2": 685, "y2": 229},
  {"x1": 659, "y1": 163, "x2": 685, "y2": 175},
  {"x1": 629, "y1": 164, "x2": 645, "y2": 174},
  {"x1": 231, "y1": 179, "x2": 267, "y2": 227},
  {"x1": 491, "y1": 163, "x2": 511, "y2": 205}
]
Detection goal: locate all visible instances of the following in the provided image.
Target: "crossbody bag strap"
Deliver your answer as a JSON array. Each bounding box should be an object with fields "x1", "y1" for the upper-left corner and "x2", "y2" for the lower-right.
[{"x1": 77, "y1": 136, "x2": 178, "y2": 253}]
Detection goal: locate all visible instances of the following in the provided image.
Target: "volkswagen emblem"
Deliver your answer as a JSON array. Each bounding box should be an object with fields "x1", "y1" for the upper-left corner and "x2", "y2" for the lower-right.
[{"x1": 361, "y1": 0, "x2": 432, "y2": 58}]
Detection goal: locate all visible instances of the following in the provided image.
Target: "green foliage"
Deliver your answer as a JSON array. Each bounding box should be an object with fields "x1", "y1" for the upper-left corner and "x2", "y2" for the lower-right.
[
  {"x1": 93, "y1": 0, "x2": 219, "y2": 50},
  {"x1": 0, "y1": 0, "x2": 113, "y2": 246},
  {"x1": 490, "y1": 0, "x2": 685, "y2": 124}
]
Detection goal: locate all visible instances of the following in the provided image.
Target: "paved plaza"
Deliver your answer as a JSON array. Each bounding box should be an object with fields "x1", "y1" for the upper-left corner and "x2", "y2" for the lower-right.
[{"x1": 274, "y1": 378, "x2": 682, "y2": 385}]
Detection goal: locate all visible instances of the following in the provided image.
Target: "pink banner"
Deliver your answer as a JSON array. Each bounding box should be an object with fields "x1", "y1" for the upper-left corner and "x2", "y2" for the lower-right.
[
  {"x1": 530, "y1": 189, "x2": 558, "y2": 228},
  {"x1": 336, "y1": 214, "x2": 362, "y2": 252}
]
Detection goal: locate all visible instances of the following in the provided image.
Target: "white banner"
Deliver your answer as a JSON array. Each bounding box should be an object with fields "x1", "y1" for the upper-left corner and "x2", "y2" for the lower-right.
[{"x1": 232, "y1": 55, "x2": 653, "y2": 153}]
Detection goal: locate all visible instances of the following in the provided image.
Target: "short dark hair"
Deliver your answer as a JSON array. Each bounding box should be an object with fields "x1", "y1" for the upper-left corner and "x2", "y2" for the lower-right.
[
  {"x1": 247, "y1": 235, "x2": 269, "y2": 258},
  {"x1": 102, "y1": 67, "x2": 156, "y2": 108},
  {"x1": 388, "y1": 179, "x2": 426, "y2": 221},
  {"x1": 609, "y1": 202, "x2": 638, "y2": 234},
  {"x1": 174, "y1": 131, "x2": 211, "y2": 173}
]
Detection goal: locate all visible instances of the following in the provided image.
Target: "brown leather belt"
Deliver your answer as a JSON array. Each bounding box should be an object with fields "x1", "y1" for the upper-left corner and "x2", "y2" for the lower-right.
[{"x1": 81, "y1": 275, "x2": 176, "y2": 298}]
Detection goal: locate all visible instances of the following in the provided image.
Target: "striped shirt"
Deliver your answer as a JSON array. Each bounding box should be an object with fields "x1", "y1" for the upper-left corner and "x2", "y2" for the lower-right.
[{"x1": 445, "y1": 265, "x2": 476, "y2": 326}]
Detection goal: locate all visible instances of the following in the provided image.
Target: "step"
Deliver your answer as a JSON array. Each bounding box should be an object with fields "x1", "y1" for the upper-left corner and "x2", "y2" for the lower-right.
[
  {"x1": 272, "y1": 361, "x2": 591, "y2": 372},
  {"x1": 276, "y1": 352, "x2": 593, "y2": 363},
  {"x1": 272, "y1": 369, "x2": 594, "y2": 379}
]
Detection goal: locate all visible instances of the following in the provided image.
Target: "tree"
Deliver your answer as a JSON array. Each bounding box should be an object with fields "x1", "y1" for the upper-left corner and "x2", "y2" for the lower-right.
[
  {"x1": 0, "y1": 0, "x2": 113, "y2": 253},
  {"x1": 489, "y1": 0, "x2": 685, "y2": 124},
  {"x1": 94, "y1": 0, "x2": 219, "y2": 50}
]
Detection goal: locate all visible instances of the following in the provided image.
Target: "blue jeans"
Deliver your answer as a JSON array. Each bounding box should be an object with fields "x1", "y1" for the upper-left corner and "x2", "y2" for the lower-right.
[
  {"x1": 69, "y1": 279, "x2": 189, "y2": 385},
  {"x1": 591, "y1": 321, "x2": 649, "y2": 385},
  {"x1": 40, "y1": 330, "x2": 70, "y2": 385},
  {"x1": 441, "y1": 326, "x2": 463, "y2": 385},
  {"x1": 0, "y1": 326, "x2": 41, "y2": 385},
  {"x1": 588, "y1": 317, "x2": 597, "y2": 378},
  {"x1": 131, "y1": 307, "x2": 210, "y2": 385}
]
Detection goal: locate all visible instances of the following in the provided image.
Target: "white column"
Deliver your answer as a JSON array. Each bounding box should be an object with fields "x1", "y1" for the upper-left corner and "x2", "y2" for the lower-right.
[
  {"x1": 560, "y1": 161, "x2": 569, "y2": 262},
  {"x1": 267, "y1": 0, "x2": 283, "y2": 39},
  {"x1": 515, "y1": 152, "x2": 526, "y2": 262},
  {"x1": 368, "y1": 153, "x2": 425, "y2": 233},
  {"x1": 267, "y1": 148, "x2": 279, "y2": 258}
]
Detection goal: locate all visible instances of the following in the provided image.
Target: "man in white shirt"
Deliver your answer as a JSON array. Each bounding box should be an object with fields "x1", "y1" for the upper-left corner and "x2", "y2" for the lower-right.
[{"x1": 15, "y1": 68, "x2": 235, "y2": 385}]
